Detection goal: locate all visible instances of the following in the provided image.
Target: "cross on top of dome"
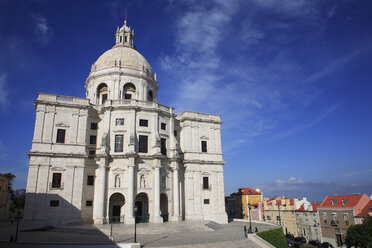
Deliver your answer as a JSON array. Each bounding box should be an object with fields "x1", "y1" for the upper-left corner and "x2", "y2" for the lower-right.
[{"x1": 115, "y1": 17, "x2": 134, "y2": 47}]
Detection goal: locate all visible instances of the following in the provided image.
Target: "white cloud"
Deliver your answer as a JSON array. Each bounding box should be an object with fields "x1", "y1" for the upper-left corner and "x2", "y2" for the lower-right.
[
  {"x1": 0, "y1": 73, "x2": 9, "y2": 110},
  {"x1": 256, "y1": 178, "x2": 372, "y2": 202},
  {"x1": 159, "y1": 0, "x2": 360, "y2": 151},
  {"x1": 32, "y1": 15, "x2": 52, "y2": 45}
]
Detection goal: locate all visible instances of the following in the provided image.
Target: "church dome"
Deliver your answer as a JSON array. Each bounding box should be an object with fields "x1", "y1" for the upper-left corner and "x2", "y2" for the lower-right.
[{"x1": 93, "y1": 45, "x2": 153, "y2": 74}]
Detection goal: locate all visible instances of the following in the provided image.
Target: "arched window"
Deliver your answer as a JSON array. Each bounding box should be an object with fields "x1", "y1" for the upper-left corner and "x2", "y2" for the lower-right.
[
  {"x1": 97, "y1": 83, "x2": 108, "y2": 104},
  {"x1": 147, "y1": 90, "x2": 153, "y2": 101},
  {"x1": 123, "y1": 83, "x2": 136, "y2": 99}
]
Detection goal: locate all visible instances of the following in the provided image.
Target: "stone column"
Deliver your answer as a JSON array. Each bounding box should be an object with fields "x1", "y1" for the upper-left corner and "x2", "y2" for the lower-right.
[
  {"x1": 126, "y1": 158, "x2": 135, "y2": 224},
  {"x1": 171, "y1": 161, "x2": 181, "y2": 221},
  {"x1": 94, "y1": 158, "x2": 107, "y2": 224},
  {"x1": 153, "y1": 161, "x2": 162, "y2": 223}
]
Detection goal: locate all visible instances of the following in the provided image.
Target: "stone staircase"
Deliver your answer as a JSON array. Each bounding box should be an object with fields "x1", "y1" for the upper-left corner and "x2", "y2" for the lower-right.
[{"x1": 205, "y1": 221, "x2": 223, "y2": 231}]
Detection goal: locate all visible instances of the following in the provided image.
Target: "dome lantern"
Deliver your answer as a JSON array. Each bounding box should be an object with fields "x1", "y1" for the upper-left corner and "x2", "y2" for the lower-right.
[{"x1": 115, "y1": 18, "x2": 134, "y2": 47}]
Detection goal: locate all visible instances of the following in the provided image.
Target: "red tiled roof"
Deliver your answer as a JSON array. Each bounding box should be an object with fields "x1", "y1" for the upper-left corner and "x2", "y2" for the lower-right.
[
  {"x1": 356, "y1": 200, "x2": 372, "y2": 217},
  {"x1": 239, "y1": 187, "x2": 261, "y2": 195},
  {"x1": 311, "y1": 203, "x2": 320, "y2": 211},
  {"x1": 319, "y1": 195, "x2": 364, "y2": 209}
]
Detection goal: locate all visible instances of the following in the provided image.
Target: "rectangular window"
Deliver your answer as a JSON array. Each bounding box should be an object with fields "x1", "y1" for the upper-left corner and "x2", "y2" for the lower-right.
[
  {"x1": 90, "y1": 122, "x2": 97, "y2": 130},
  {"x1": 101, "y1": 94, "x2": 108, "y2": 104},
  {"x1": 52, "y1": 173, "x2": 62, "y2": 188},
  {"x1": 201, "y1": 140, "x2": 207, "y2": 153},
  {"x1": 344, "y1": 214, "x2": 349, "y2": 225},
  {"x1": 87, "y1": 176, "x2": 94, "y2": 186},
  {"x1": 89, "y1": 150, "x2": 96, "y2": 155},
  {"x1": 56, "y1": 129, "x2": 66, "y2": 143},
  {"x1": 90, "y1": 135, "x2": 97, "y2": 145},
  {"x1": 161, "y1": 138, "x2": 167, "y2": 155},
  {"x1": 161, "y1": 123, "x2": 166, "y2": 130},
  {"x1": 50, "y1": 200, "x2": 59, "y2": 207},
  {"x1": 203, "y1": 176, "x2": 209, "y2": 190},
  {"x1": 204, "y1": 199, "x2": 210, "y2": 204},
  {"x1": 139, "y1": 119, "x2": 148, "y2": 127},
  {"x1": 332, "y1": 213, "x2": 337, "y2": 221},
  {"x1": 115, "y1": 135, "x2": 124, "y2": 152},
  {"x1": 322, "y1": 212, "x2": 327, "y2": 224},
  {"x1": 86, "y1": 200, "x2": 93, "y2": 207},
  {"x1": 139, "y1": 135, "x2": 148, "y2": 153},
  {"x1": 115, "y1": 118, "x2": 124, "y2": 126},
  {"x1": 124, "y1": 93, "x2": 131, "y2": 99}
]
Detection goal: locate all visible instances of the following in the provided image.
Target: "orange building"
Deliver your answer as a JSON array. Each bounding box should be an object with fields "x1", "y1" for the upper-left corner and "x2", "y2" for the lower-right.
[{"x1": 237, "y1": 187, "x2": 263, "y2": 221}]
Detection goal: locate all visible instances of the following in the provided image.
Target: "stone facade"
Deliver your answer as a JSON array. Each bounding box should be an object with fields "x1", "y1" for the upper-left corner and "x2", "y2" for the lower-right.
[
  {"x1": 263, "y1": 196, "x2": 299, "y2": 236},
  {"x1": 23, "y1": 19, "x2": 228, "y2": 229},
  {"x1": 296, "y1": 204, "x2": 321, "y2": 242},
  {"x1": 0, "y1": 174, "x2": 10, "y2": 220}
]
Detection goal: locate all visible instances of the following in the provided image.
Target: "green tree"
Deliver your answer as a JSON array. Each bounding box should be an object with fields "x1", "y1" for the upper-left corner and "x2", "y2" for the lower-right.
[
  {"x1": 3, "y1": 173, "x2": 15, "y2": 197},
  {"x1": 345, "y1": 217, "x2": 372, "y2": 248}
]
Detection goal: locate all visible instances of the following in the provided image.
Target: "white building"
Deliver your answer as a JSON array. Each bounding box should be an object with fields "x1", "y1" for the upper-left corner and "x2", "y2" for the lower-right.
[{"x1": 23, "y1": 19, "x2": 227, "y2": 228}]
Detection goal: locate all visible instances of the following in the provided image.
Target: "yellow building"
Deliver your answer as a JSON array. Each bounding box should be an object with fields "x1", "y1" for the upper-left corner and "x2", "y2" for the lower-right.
[
  {"x1": 263, "y1": 196, "x2": 299, "y2": 236},
  {"x1": 237, "y1": 187, "x2": 263, "y2": 221}
]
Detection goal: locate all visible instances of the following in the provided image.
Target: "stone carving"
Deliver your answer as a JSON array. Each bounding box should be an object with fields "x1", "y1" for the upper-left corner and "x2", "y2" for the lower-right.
[
  {"x1": 140, "y1": 175, "x2": 146, "y2": 188},
  {"x1": 115, "y1": 174, "x2": 121, "y2": 188}
]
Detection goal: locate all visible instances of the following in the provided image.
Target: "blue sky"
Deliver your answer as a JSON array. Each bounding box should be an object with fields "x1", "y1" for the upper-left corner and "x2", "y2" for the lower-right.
[{"x1": 0, "y1": 0, "x2": 371, "y2": 202}]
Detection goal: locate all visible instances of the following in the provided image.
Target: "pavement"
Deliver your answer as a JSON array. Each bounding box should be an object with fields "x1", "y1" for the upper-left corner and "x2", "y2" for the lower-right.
[{"x1": 0, "y1": 220, "x2": 276, "y2": 248}]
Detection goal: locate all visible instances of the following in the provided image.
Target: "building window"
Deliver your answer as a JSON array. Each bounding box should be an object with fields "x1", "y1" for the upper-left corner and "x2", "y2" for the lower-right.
[
  {"x1": 332, "y1": 213, "x2": 337, "y2": 221},
  {"x1": 86, "y1": 200, "x2": 93, "y2": 207},
  {"x1": 161, "y1": 138, "x2": 167, "y2": 155},
  {"x1": 90, "y1": 135, "x2": 96, "y2": 145},
  {"x1": 252, "y1": 196, "x2": 254, "y2": 199},
  {"x1": 322, "y1": 212, "x2": 327, "y2": 224},
  {"x1": 56, "y1": 129, "x2": 66, "y2": 143},
  {"x1": 201, "y1": 140, "x2": 207, "y2": 153},
  {"x1": 161, "y1": 123, "x2": 166, "y2": 130},
  {"x1": 344, "y1": 214, "x2": 349, "y2": 225},
  {"x1": 203, "y1": 177, "x2": 209, "y2": 190},
  {"x1": 90, "y1": 122, "x2": 97, "y2": 130},
  {"x1": 174, "y1": 130, "x2": 177, "y2": 137},
  {"x1": 204, "y1": 199, "x2": 210, "y2": 204},
  {"x1": 89, "y1": 150, "x2": 96, "y2": 155},
  {"x1": 139, "y1": 119, "x2": 148, "y2": 127},
  {"x1": 115, "y1": 135, "x2": 124, "y2": 152},
  {"x1": 50, "y1": 200, "x2": 59, "y2": 207},
  {"x1": 342, "y1": 199, "x2": 348, "y2": 205},
  {"x1": 124, "y1": 93, "x2": 131, "y2": 99},
  {"x1": 87, "y1": 176, "x2": 94, "y2": 186},
  {"x1": 52, "y1": 173, "x2": 62, "y2": 188},
  {"x1": 331, "y1": 200, "x2": 338, "y2": 206},
  {"x1": 115, "y1": 118, "x2": 124, "y2": 126},
  {"x1": 138, "y1": 135, "x2": 148, "y2": 153},
  {"x1": 101, "y1": 93, "x2": 108, "y2": 103}
]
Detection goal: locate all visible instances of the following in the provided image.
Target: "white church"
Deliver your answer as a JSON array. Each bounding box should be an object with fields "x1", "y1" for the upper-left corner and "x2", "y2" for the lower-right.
[{"x1": 23, "y1": 19, "x2": 228, "y2": 228}]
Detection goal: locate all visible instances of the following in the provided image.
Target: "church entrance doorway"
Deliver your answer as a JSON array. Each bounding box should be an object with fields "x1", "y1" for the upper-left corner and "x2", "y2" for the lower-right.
[
  {"x1": 109, "y1": 193, "x2": 125, "y2": 223},
  {"x1": 135, "y1": 193, "x2": 149, "y2": 223},
  {"x1": 160, "y1": 193, "x2": 169, "y2": 222}
]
